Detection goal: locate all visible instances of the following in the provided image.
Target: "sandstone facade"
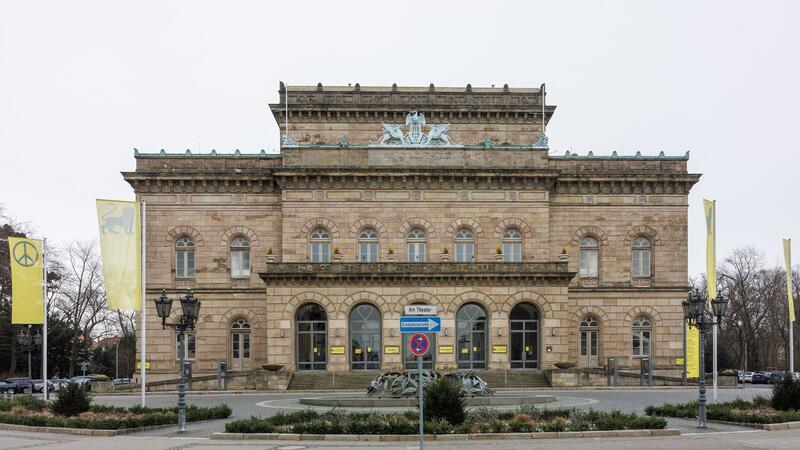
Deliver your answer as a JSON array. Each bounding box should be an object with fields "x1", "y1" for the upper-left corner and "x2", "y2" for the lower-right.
[{"x1": 124, "y1": 84, "x2": 699, "y2": 381}]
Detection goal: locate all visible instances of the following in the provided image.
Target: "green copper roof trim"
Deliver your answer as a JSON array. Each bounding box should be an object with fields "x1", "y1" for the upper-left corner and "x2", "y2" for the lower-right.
[
  {"x1": 133, "y1": 148, "x2": 280, "y2": 158},
  {"x1": 550, "y1": 150, "x2": 689, "y2": 161}
]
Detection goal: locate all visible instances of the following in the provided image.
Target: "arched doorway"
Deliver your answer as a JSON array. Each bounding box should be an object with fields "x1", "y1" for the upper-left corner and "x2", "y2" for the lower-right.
[
  {"x1": 296, "y1": 303, "x2": 327, "y2": 371},
  {"x1": 509, "y1": 303, "x2": 540, "y2": 369},
  {"x1": 579, "y1": 315, "x2": 600, "y2": 367},
  {"x1": 403, "y1": 302, "x2": 436, "y2": 371},
  {"x1": 230, "y1": 317, "x2": 251, "y2": 371},
  {"x1": 456, "y1": 303, "x2": 487, "y2": 369},
  {"x1": 349, "y1": 304, "x2": 381, "y2": 370}
]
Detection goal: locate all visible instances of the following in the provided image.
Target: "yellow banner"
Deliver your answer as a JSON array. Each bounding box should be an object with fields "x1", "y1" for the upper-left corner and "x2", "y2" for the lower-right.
[
  {"x1": 9, "y1": 237, "x2": 44, "y2": 324},
  {"x1": 96, "y1": 200, "x2": 141, "y2": 311},
  {"x1": 785, "y1": 239, "x2": 794, "y2": 322},
  {"x1": 703, "y1": 199, "x2": 717, "y2": 300},
  {"x1": 686, "y1": 323, "x2": 700, "y2": 378}
]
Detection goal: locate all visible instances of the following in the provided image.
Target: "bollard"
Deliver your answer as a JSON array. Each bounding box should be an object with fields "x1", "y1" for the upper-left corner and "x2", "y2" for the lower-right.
[
  {"x1": 613, "y1": 356, "x2": 619, "y2": 386},
  {"x1": 648, "y1": 356, "x2": 653, "y2": 386}
]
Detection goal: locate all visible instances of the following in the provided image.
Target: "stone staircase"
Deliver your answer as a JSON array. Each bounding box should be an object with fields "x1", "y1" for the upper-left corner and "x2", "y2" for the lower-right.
[
  {"x1": 476, "y1": 370, "x2": 551, "y2": 389},
  {"x1": 287, "y1": 371, "x2": 379, "y2": 391}
]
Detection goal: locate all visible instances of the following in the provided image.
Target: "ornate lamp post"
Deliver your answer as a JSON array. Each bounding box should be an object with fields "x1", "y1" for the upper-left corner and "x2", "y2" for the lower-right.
[
  {"x1": 154, "y1": 289, "x2": 200, "y2": 433},
  {"x1": 16, "y1": 325, "x2": 42, "y2": 379},
  {"x1": 682, "y1": 289, "x2": 728, "y2": 428}
]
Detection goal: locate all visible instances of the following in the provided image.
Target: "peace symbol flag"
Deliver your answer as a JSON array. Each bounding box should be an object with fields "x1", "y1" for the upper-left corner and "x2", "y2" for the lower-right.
[
  {"x1": 8, "y1": 237, "x2": 44, "y2": 324},
  {"x1": 96, "y1": 199, "x2": 141, "y2": 311}
]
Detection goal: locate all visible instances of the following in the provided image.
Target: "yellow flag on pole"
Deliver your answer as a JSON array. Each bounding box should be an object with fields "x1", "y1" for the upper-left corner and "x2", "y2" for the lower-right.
[
  {"x1": 9, "y1": 237, "x2": 44, "y2": 324},
  {"x1": 686, "y1": 323, "x2": 700, "y2": 378},
  {"x1": 703, "y1": 199, "x2": 717, "y2": 300},
  {"x1": 785, "y1": 239, "x2": 794, "y2": 322},
  {"x1": 96, "y1": 200, "x2": 141, "y2": 311}
]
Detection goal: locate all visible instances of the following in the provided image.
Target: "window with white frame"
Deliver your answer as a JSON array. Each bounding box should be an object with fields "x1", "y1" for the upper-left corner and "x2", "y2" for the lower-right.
[
  {"x1": 579, "y1": 236, "x2": 599, "y2": 277},
  {"x1": 358, "y1": 228, "x2": 379, "y2": 262},
  {"x1": 309, "y1": 228, "x2": 331, "y2": 262},
  {"x1": 502, "y1": 228, "x2": 522, "y2": 262},
  {"x1": 632, "y1": 236, "x2": 652, "y2": 278},
  {"x1": 454, "y1": 227, "x2": 475, "y2": 262},
  {"x1": 631, "y1": 315, "x2": 652, "y2": 357},
  {"x1": 230, "y1": 236, "x2": 250, "y2": 278},
  {"x1": 175, "y1": 332, "x2": 196, "y2": 360},
  {"x1": 406, "y1": 228, "x2": 427, "y2": 262},
  {"x1": 175, "y1": 236, "x2": 195, "y2": 278}
]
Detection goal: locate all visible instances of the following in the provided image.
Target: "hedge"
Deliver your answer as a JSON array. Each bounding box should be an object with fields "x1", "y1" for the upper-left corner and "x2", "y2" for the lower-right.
[{"x1": 645, "y1": 396, "x2": 800, "y2": 424}]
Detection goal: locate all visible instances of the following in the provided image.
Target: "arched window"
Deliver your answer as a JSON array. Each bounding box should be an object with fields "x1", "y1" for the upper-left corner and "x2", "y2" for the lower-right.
[
  {"x1": 502, "y1": 228, "x2": 522, "y2": 262},
  {"x1": 579, "y1": 236, "x2": 599, "y2": 278},
  {"x1": 230, "y1": 236, "x2": 250, "y2": 278},
  {"x1": 632, "y1": 315, "x2": 652, "y2": 358},
  {"x1": 632, "y1": 236, "x2": 652, "y2": 278},
  {"x1": 349, "y1": 304, "x2": 381, "y2": 370},
  {"x1": 230, "y1": 318, "x2": 251, "y2": 370},
  {"x1": 509, "y1": 303, "x2": 540, "y2": 369},
  {"x1": 309, "y1": 228, "x2": 331, "y2": 263},
  {"x1": 456, "y1": 303, "x2": 487, "y2": 369},
  {"x1": 175, "y1": 236, "x2": 195, "y2": 278},
  {"x1": 296, "y1": 303, "x2": 327, "y2": 370},
  {"x1": 406, "y1": 228, "x2": 427, "y2": 262},
  {"x1": 358, "y1": 228, "x2": 379, "y2": 262},
  {"x1": 579, "y1": 315, "x2": 600, "y2": 367},
  {"x1": 454, "y1": 228, "x2": 475, "y2": 262}
]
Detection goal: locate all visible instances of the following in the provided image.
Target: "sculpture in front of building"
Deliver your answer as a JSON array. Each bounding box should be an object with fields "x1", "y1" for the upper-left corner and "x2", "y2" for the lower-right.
[{"x1": 366, "y1": 370, "x2": 495, "y2": 398}]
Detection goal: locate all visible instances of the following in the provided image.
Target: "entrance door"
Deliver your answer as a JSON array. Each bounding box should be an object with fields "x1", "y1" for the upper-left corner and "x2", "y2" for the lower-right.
[
  {"x1": 579, "y1": 316, "x2": 600, "y2": 367},
  {"x1": 230, "y1": 318, "x2": 251, "y2": 371},
  {"x1": 456, "y1": 303, "x2": 488, "y2": 369},
  {"x1": 296, "y1": 303, "x2": 327, "y2": 371},
  {"x1": 509, "y1": 303, "x2": 539, "y2": 369}
]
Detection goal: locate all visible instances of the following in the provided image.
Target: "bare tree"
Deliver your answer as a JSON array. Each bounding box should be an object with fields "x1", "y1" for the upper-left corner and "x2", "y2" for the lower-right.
[{"x1": 52, "y1": 240, "x2": 110, "y2": 376}]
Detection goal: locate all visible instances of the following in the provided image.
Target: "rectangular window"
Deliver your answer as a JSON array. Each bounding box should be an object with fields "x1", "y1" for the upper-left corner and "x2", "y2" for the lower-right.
[
  {"x1": 455, "y1": 243, "x2": 474, "y2": 262},
  {"x1": 360, "y1": 242, "x2": 378, "y2": 262},
  {"x1": 176, "y1": 252, "x2": 185, "y2": 278},
  {"x1": 580, "y1": 249, "x2": 598, "y2": 277},
  {"x1": 311, "y1": 243, "x2": 330, "y2": 262},
  {"x1": 176, "y1": 333, "x2": 196, "y2": 360},
  {"x1": 407, "y1": 243, "x2": 425, "y2": 262},
  {"x1": 633, "y1": 250, "x2": 651, "y2": 277},
  {"x1": 503, "y1": 243, "x2": 521, "y2": 262},
  {"x1": 231, "y1": 250, "x2": 250, "y2": 277}
]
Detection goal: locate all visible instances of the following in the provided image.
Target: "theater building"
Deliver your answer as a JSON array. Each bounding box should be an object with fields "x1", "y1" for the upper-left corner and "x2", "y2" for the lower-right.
[{"x1": 124, "y1": 83, "x2": 699, "y2": 383}]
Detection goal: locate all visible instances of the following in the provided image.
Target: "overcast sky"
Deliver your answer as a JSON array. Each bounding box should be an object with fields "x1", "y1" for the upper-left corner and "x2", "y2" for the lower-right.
[{"x1": 1, "y1": 1, "x2": 797, "y2": 276}]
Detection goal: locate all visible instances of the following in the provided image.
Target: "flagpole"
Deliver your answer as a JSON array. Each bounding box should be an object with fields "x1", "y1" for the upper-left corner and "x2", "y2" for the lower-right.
[
  {"x1": 140, "y1": 200, "x2": 147, "y2": 406},
  {"x1": 789, "y1": 238, "x2": 794, "y2": 373},
  {"x1": 42, "y1": 238, "x2": 49, "y2": 402},
  {"x1": 712, "y1": 200, "x2": 718, "y2": 402}
]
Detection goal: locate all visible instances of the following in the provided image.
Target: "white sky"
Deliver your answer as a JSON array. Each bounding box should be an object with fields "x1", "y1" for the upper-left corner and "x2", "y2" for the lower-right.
[{"x1": 1, "y1": 1, "x2": 798, "y2": 276}]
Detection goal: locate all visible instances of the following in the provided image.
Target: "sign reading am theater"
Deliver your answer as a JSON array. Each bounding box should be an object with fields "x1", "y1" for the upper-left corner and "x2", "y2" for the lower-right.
[{"x1": 124, "y1": 82, "x2": 699, "y2": 384}]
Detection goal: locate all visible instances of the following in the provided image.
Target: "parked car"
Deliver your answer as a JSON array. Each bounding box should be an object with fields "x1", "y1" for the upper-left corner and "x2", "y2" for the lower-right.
[
  {"x1": 112, "y1": 378, "x2": 133, "y2": 385},
  {"x1": 751, "y1": 372, "x2": 770, "y2": 384},
  {"x1": 768, "y1": 371, "x2": 789, "y2": 384},
  {"x1": 743, "y1": 371, "x2": 755, "y2": 383},
  {"x1": 69, "y1": 376, "x2": 93, "y2": 390},
  {"x1": 3, "y1": 378, "x2": 34, "y2": 394},
  {"x1": 32, "y1": 379, "x2": 54, "y2": 393},
  {"x1": 0, "y1": 381, "x2": 16, "y2": 394},
  {"x1": 50, "y1": 378, "x2": 71, "y2": 391}
]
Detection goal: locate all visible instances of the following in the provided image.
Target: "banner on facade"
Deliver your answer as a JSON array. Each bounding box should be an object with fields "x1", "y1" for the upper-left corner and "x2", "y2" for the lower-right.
[
  {"x1": 703, "y1": 199, "x2": 717, "y2": 300},
  {"x1": 96, "y1": 199, "x2": 141, "y2": 311},
  {"x1": 685, "y1": 323, "x2": 700, "y2": 378},
  {"x1": 9, "y1": 237, "x2": 44, "y2": 324},
  {"x1": 785, "y1": 239, "x2": 795, "y2": 322}
]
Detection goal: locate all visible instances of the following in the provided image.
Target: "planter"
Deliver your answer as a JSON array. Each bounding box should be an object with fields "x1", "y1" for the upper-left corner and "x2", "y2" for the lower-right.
[
  {"x1": 332, "y1": 253, "x2": 344, "y2": 261},
  {"x1": 494, "y1": 254, "x2": 504, "y2": 262},
  {"x1": 440, "y1": 254, "x2": 451, "y2": 262},
  {"x1": 262, "y1": 364, "x2": 284, "y2": 372},
  {"x1": 266, "y1": 255, "x2": 277, "y2": 263},
  {"x1": 386, "y1": 254, "x2": 398, "y2": 261}
]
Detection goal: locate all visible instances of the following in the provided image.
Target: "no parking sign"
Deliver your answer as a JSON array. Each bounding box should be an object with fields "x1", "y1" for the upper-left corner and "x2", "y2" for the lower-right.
[{"x1": 408, "y1": 333, "x2": 430, "y2": 356}]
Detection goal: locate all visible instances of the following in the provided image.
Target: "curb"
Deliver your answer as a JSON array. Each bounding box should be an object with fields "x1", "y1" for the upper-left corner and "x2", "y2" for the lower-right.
[
  {"x1": 211, "y1": 428, "x2": 680, "y2": 441},
  {"x1": 763, "y1": 421, "x2": 800, "y2": 431},
  {"x1": 0, "y1": 422, "x2": 174, "y2": 437}
]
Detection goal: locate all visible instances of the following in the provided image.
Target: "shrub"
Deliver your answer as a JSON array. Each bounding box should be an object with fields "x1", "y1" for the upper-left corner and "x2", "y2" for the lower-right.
[
  {"x1": 51, "y1": 382, "x2": 91, "y2": 417},
  {"x1": 423, "y1": 377, "x2": 465, "y2": 425},
  {"x1": 11, "y1": 395, "x2": 47, "y2": 412},
  {"x1": 772, "y1": 371, "x2": 800, "y2": 411},
  {"x1": 554, "y1": 361, "x2": 576, "y2": 369}
]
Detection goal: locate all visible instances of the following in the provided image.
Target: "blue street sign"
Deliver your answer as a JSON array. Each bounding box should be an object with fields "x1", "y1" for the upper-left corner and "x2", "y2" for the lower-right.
[{"x1": 399, "y1": 316, "x2": 442, "y2": 333}]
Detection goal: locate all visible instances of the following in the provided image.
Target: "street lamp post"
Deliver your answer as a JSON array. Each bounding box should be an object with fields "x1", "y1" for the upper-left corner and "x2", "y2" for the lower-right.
[
  {"x1": 16, "y1": 325, "x2": 42, "y2": 379},
  {"x1": 153, "y1": 289, "x2": 200, "y2": 433},
  {"x1": 682, "y1": 289, "x2": 728, "y2": 428}
]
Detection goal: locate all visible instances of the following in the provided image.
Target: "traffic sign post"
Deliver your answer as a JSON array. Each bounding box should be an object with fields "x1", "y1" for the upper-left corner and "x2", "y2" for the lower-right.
[{"x1": 409, "y1": 333, "x2": 429, "y2": 450}]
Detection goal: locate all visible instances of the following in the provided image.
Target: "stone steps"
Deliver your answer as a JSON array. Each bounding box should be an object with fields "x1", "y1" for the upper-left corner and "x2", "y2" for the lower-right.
[{"x1": 476, "y1": 370, "x2": 551, "y2": 388}]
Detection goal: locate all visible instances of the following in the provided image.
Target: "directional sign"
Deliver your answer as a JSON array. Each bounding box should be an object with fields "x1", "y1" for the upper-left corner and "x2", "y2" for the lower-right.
[
  {"x1": 409, "y1": 333, "x2": 430, "y2": 356},
  {"x1": 404, "y1": 305, "x2": 438, "y2": 316},
  {"x1": 400, "y1": 316, "x2": 442, "y2": 333}
]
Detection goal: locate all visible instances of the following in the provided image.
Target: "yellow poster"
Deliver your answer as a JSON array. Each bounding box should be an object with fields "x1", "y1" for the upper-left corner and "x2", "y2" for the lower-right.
[
  {"x1": 9, "y1": 237, "x2": 44, "y2": 324},
  {"x1": 785, "y1": 239, "x2": 794, "y2": 322},
  {"x1": 703, "y1": 199, "x2": 717, "y2": 300},
  {"x1": 686, "y1": 323, "x2": 700, "y2": 378},
  {"x1": 96, "y1": 200, "x2": 141, "y2": 311}
]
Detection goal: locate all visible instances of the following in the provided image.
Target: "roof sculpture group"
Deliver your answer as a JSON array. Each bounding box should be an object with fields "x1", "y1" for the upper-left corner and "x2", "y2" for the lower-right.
[{"x1": 374, "y1": 110, "x2": 456, "y2": 147}]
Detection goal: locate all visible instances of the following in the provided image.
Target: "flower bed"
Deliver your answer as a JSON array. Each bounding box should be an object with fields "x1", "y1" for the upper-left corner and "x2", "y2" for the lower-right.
[
  {"x1": 645, "y1": 396, "x2": 800, "y2": 424},
  {"x1": 225, "y1": 406, "x2": 666, "y2": 435},
  {"x1": 0, "y1": 396, "x2": 231, "y2": 430}
]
